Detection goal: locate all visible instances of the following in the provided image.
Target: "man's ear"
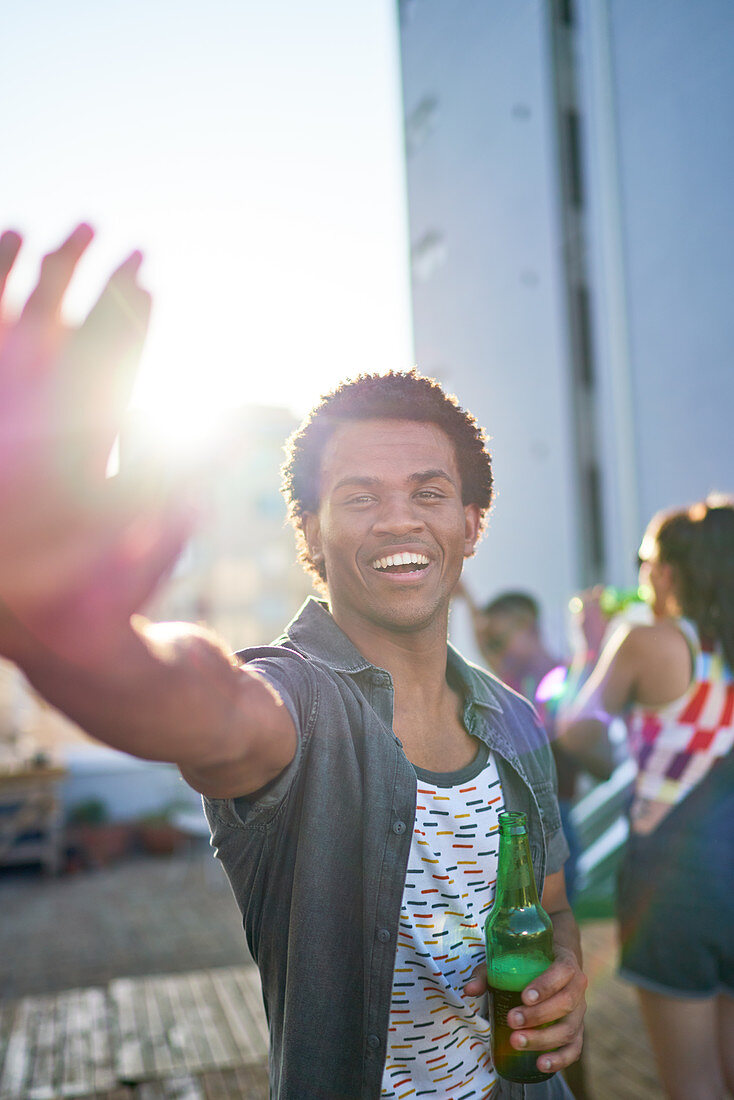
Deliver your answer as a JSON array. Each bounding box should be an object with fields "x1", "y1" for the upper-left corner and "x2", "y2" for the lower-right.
[
  {"x1": 302, "y1": 513, "x2": 324, "y2": 566},
  {"x1": 463, "y1": 504, "x2": 481, "y2": 558}
]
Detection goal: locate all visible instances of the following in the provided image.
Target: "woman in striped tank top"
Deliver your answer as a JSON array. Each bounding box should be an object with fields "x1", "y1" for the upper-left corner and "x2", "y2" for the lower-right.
[{"x1": 559, "y1": 496, "x2": 734, "y2": 1100}]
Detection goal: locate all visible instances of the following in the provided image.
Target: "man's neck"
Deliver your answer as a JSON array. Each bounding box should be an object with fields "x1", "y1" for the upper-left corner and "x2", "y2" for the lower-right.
[
  {"x1": 330, "y1": 602, "x2": 450, "y2": 690},
  {"x1": 327, "y1": 601, "x2": 474, "y2": 769}
]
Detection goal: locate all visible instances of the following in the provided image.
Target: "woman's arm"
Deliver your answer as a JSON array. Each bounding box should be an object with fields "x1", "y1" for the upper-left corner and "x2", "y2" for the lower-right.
[{"x1": 558, "y1": 620, "x2": 693, "y2": 770}]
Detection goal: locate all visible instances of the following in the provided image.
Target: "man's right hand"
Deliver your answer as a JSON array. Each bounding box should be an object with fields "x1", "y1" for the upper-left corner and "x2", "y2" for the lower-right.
[
  {"x1": 0, "y1": 225, "x2": 297, "y2": 795},
  {"x1": 0, "y1": 225, "x2": 192, "y2": 663}
]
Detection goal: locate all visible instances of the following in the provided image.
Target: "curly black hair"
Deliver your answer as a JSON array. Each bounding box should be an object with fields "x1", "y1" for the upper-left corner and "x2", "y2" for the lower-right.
[
  {"x1": 281, "y1": 370, "x2": 493, "y2": 585},
  {"x1": 651, "y1": 494, "x2": 734, "y2": 668}
]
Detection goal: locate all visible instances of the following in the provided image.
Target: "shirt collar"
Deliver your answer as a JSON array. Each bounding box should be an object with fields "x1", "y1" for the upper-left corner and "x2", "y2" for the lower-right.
[{"x1": 284, "y1": 596, "x2": 503, "y2": 713}]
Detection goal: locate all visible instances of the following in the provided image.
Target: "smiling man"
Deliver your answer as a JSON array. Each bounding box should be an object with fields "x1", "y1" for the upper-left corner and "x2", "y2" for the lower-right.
[{"x1": 0, "y1": 229, "x2": 585, "y2": 1100}]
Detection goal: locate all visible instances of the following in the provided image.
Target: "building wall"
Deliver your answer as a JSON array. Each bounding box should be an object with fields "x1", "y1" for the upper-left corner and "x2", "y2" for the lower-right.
[
  {"x1": 399, "y1": 0, "x2": 734, "y2": 651},
  {"x1": 399, "y1": 0, "x2": 579, "y2": 651},
  {"x1": 580, "y1": 0, "x2": 734, "y2": 535}
]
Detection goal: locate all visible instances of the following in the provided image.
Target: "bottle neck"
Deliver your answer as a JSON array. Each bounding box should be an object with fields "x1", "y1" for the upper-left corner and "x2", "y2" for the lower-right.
[{"x1": 494, "y1": 829, "x2": 540, "y2": 908}]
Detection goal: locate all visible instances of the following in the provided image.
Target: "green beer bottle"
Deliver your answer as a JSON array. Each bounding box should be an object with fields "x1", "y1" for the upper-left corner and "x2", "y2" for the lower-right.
[
  {"x1": 485, "y1": 811, "x2": 555, "y2": 1083},
  {"x1": 598, "y1": 585, "x2": 646, "y2": 617}
]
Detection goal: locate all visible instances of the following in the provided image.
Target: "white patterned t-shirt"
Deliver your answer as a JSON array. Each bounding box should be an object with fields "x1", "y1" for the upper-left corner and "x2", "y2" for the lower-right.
[{"x1": 381, "y1": 741, "x2": 505, "y2": 1099}]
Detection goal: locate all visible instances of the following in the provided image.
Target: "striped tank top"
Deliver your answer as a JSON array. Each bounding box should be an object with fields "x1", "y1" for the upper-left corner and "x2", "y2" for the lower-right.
[{"x1": 627, "y1": 620, "x2": 734, "y2": 833}]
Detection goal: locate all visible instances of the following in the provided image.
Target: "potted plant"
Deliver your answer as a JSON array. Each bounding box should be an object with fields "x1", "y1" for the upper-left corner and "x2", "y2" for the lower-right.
[
  {"x1": 135, "y1": 802, "x2": 189, "y2": 856},
  {"x1": 65, "y1": 798, "x2": 134, "y2": 868}
]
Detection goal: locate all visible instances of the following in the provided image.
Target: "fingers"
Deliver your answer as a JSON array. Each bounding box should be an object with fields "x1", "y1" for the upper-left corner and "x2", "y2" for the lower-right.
[
  {"x1": 511, "y1": 953, "x2": 587, "y2": 1026},
  {"x1": 2, "y1": 224, "x2": 96, "y2": 387},
  {"x1": 56, "y1": 250, "x2": 151, "y2": 477},
  {"x1": 0, "y1": 230, "x2": 22, "y2": 307},
  {"x1": 506, "y1": 1005, "x2": 586, "y2": 1075},
  {"x1": 7, "y1": 500, "x2": 198, "y2": 664},
  {"x1": 499, "y1": 956, "x2": 588, "y2": 1072},
  {"x1": 463, "y1": 961, "x2": 488, "y2": 999},
  {"x1": 118, "y1": 505, "x2": 198, "y2": 613},
  {"x1": 20, "y1": 223, "x2": 94, "y2": 323}
]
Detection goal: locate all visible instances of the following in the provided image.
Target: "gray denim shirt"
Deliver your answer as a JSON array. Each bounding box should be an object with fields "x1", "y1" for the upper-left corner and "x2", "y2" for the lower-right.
[{"x1": 204, "y1": 598, "x2": 571, "y2": 1100}]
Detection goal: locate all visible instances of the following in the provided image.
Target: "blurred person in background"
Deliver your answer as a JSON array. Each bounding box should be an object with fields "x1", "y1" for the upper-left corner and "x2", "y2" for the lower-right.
[
  {"x1": 457, "y1": 587, "x2": 584, "y2": 900},
  {"x1": 457, "y1": 585, "x2": 591, "y2": 1100},
  {"x1": 559, "y1": 498, "x2": 734, "y2": 1100}
]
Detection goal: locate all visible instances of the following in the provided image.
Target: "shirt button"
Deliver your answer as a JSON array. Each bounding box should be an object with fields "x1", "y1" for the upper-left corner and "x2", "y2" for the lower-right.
[
  {"x1": 392, "y1": 820, "x2": 406, "y2": 835},
  {"x1": 367, "y1": 1033, "x2": 381, "y2": 1049},
  {"x1": 377, "y1": 928, "x2": 391, "y2": 943}
]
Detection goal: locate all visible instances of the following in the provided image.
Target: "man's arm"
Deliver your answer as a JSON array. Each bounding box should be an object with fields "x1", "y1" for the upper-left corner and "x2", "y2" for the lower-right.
[
  {"x1": 464, "y1": 869, "x2": 587, "y2": 1077},
  {"x1": 0, "y1": 226, "x2": 296, "y2": 798},
  {"x1": 12, "y1": 613, "x2": 297, "y2": 798}
]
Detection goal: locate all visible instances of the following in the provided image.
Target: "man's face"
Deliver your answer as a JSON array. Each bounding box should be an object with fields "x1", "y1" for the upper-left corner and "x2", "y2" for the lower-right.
[
  {"x1": 303, "y1": 418, "x2": 480, "y2": 637},
  {"x1": 477, "y1": 611, "x2": 538, "y2": 682}
]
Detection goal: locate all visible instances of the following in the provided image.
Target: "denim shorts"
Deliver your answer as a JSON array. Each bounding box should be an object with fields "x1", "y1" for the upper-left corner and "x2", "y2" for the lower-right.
[{"x1": 617, "y1": 756, "x2": 734, "y2": 998}]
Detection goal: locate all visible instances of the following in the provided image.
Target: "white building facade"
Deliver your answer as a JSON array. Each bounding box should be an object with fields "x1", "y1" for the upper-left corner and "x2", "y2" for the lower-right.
[{"x1": 398, "y1": 0, "x2": 734, "y2": 649}]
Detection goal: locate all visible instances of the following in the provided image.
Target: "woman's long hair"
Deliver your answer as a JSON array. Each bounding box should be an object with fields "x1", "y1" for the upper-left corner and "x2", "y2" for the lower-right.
[{"x1": 652, "y1": 494, "x2": 734, "y2": 669}]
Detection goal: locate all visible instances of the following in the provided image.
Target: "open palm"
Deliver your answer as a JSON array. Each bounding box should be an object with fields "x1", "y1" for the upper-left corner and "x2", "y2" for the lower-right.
[{"x1": 0, "y1": 225, "x2": 192, "y2": 661}]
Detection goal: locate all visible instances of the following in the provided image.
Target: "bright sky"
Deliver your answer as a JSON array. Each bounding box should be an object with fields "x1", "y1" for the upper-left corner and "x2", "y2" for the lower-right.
[{"x1": 2, "y1": 0, "x2": 414, "y2": 440}]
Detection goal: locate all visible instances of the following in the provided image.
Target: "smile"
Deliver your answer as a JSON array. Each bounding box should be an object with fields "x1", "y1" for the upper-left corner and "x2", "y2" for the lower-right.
[{"x1": 371, "y1": 552, "x2": 430, "y2": 574}]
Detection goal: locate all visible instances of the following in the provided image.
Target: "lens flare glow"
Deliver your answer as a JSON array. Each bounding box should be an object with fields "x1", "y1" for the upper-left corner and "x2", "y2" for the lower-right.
[{"x1": 535, "y1": 664, "x2": 568, "y2": 705}]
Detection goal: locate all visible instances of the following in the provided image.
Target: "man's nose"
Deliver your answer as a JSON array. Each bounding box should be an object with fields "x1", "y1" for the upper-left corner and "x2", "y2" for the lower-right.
[{"x1": 372, "y1": 494, "x2": 425, "y2": 535}]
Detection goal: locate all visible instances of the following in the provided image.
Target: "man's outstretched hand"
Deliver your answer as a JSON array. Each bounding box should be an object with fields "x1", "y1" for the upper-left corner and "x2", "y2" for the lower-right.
[{"x1": 0, "y1": 225, "x2": 193, "y2": 664}]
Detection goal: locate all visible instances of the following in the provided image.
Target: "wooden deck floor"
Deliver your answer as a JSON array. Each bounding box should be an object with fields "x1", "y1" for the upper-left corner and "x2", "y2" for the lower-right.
[
  {"x1": 0, "y1": 923, "x2": 665, "y2": 1099},
  {"x1": 0, "y1": 967, "x2": 268, "y2": 1100}
]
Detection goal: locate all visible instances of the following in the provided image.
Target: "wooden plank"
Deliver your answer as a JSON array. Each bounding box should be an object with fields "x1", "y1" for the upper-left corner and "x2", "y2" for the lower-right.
[
  {"x1": 0, "y1": 1003, "x2": 17, "y2": 1091},
  {"x1": 198, "y1": 1068, "x2": 233, "y2": 1100},
  {"x1": 229, "y1": 969, "x2": 269, "y2": 1051},
  {"x1": 161, "y1": 974, "x2": 212, "y2": 1076},
  {"x1": 149, "y1": 974, "x2": 191, "y2": 1076},
  {"x1": 23, "y1": 993, "x2": 57, "y2": 1100},
  {"x1": 58, "y1": 987, "x2": 92, "y2": 1098},
  {"x1": 182, "y1": 972, "x2": 236, "y2": 1069},
  {"x1": 207, "y1": 970, "x2": 266, "y2": 1063},
  {"x1": 88, "y1": 987, "x2": 117, "y2": 1097},
  {"x1": 201, "y1": 1064, "x2": 269, "y2": 1100},
  {"x1": 0, "y1": 997, "x2": 35, "y2": 1100},
  {"x1": 201, "y1": 1065, "x2": 268, "y2": 1100},
  {"x1": 143, "y1": 976, "x2": 177, "y2": 1077},
  {"x1": 233, "y1": 1062, "x2": 269, "y2": 1100},
  {"x1": 138, "y1": 1074, "x2": 206, "y2": 1100},
  {"x1": 111, "y1": 977, "x2": 149, "y2": 1085}
]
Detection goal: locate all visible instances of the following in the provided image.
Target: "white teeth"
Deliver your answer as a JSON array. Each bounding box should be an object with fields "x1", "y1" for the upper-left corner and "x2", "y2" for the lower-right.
[{"x1": 372, "y1": 552, "x2": 430, "y2": 570}]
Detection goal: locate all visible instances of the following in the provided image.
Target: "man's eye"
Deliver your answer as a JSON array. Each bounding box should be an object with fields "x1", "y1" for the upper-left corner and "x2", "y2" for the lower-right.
[
  {"x1": 416, "y1": 489, "x2": 444, "y2": 500},
  {"x1": 348, "y1": 495, "x2": 375, "y2": 505}
]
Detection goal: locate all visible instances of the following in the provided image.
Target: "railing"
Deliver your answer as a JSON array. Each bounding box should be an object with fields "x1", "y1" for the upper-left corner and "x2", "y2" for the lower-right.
[{"x1": 570, "y1": 757, "x2": 636, "y2": 918}]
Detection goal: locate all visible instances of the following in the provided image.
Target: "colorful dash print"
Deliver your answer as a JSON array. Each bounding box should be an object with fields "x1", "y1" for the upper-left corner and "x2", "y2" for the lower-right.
[{"x1": 381, "y1": 755, "x2": 505, "y2": 1099}]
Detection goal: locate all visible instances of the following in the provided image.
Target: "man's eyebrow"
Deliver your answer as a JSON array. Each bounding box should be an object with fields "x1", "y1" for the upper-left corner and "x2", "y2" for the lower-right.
[
  {"x1": 409, "y1": 468, "x2": 458, "y2": 487},
  {"x1": 331, "y1": 475, "x2": 381, "y2": 493},
  {"x1": 331, "y1": 469, "x2": 458, "y2": 493}
]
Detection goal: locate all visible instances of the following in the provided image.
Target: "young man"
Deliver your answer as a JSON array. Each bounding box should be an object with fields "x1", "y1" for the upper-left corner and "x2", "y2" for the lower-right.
[{"x1": 0, "y1": 227, "x2": 586, "y2": 1098}]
